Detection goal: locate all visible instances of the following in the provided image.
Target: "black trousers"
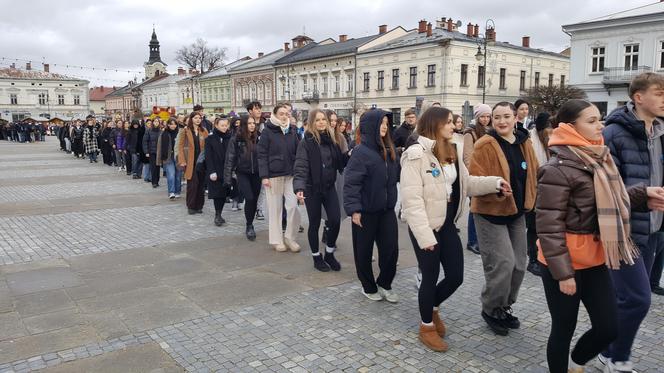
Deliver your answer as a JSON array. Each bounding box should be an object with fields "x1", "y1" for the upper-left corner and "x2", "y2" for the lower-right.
[
  {"x1": 149, "y1": 153, "x2": 160, "y2": 186},
  {"x1": 526, "y1": 211, "x2": 538, "y2": 262},
  {"x1": 409, "y1": 215, "x2": 463, "y2": 324},
  {"x1": 351, "y1": 210, "x2": 398, "y2": 293},
  {"x1": 213, "y1": 196, "x2": 227, "y2": 214},
  {"x1": 124, "y1": 152, "x2": 132, "y2": 175},
  {"x1": 541, "y1": 264, "x2": 618, "y2": 373},
  {"x1": 186, "y1": 169, "x2": 206, "y2": 210},
  {"x1": 304, "y1": 187, "x2": 341, "y2": 254},
  {"x1": 651, "y1": 237, "x2": 664, "y2": 287},
  {"x1": 237, "y1": 172, "x2": 261, "y2": 225}
]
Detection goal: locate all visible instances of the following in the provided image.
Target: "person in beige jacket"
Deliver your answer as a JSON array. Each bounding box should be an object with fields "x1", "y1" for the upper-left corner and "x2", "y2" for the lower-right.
[{"x1": 400, "y1": 106, "x2": 510, "y2": 353}]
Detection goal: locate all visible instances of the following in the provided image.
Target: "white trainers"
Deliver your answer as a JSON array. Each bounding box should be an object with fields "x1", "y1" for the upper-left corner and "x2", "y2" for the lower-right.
[
  {"x1": 362, "y1": 290, "x2": 383, "y2": 301},
  {"x1": 284, "y1": 238, "x2": 301, "y2": 253},
  {"x1": 169, "y1": 193, "x2": 175, "y2": 200},
  {"x1": 378, "y1": 286, "x2": 399, "y2": 303},
  {"x1": 604, "y1": 359, "x2": 637, "y2": 373}
]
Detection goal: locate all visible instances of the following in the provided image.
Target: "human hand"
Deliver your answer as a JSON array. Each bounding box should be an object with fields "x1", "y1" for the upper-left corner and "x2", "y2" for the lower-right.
[
  {"x1": 647, "y1": 187, "x2": 664, "y2": 210},
  {"x1": 499, "y1": 179, "x2": 512, "y2": 196},
  {"x1": 423, "y1": 245, "x2": 436, "y2": 251},
  {"x1": 559, "y1": 278, "x2": 576, "y2": 296},
  {"x1": 262, "y1": 178, "x2": 271, "y2": 188},
  {"x1": 296, "y1": 191, "x2": 305, "y2": 203},
  {"x1": 210, "y1": 173, "x2": 217, "y2": 181},
  {"x1": 352, "y1": 212, "x2": 362, "y2": 227}
]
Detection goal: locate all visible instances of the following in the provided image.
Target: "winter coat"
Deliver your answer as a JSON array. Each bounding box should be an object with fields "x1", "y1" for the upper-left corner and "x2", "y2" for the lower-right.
[
  {"x1": 176, "y1": 127, "x2": 208, "y2": 180},
  {"x1": 142, "y1": 127, "x2": 161, "y2": 154},
  {"x1": 126, "y1": 127, "x2": 141, "y2": 154},
  {"x1": 343, "y1": 109, "x2": 400, "y2": 215},
  {"x1": 72, "y1": 126, "x2": 84, "y2": 141},
  {"x1": 204, "y1": 129, "x2": 232, "y2": 199},
  {"x1": 256, "y1": 119, "x2": 300, "y2": 179},
  {"x1": 401, "y1": 134, "x2": 501, "y2": 249},
  {"x1": 83, "y1": 126, "x2": 99, "y2": 153},
  {"x1": 223, "y1": 134, "x2": 260, "y2": 182},
  {"x1": 392, "y1": 121, "x2": 415, "y2": 150},
  {"x1": 603, "y1": 104, "x2": 664, "y2": 246},
  {"x1": 536, "y1": 145, "x2": 648, "y2": 280},
  {"x1": 113, "y1": 130, "x2": 126, "y2": 151},
  {"x1": 293, "y1": 132, "x2": 346, "y2": 196},
  {"x1": 469, "y1": 128, "x2": 539, "y2": 218},
  {"x1": 156, "y1": 128, "x2": 178, "y2": 166}
]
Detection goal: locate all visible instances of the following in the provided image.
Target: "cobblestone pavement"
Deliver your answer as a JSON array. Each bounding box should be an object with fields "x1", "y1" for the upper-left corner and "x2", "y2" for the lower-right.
[{"x1": 0, "y1": 139, "x2": 662, "y2": 373}]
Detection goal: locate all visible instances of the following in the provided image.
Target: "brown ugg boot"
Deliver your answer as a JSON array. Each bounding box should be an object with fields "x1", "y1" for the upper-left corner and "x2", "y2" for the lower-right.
[
  {"x1": 418, "y1": 323, "x2": 448, "y2": 352},
  {"x1": 432, "y1": 311, "x2": 446, "y2": 338}
]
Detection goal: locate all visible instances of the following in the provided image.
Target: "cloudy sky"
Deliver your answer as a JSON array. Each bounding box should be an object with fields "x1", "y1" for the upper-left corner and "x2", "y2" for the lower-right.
[{"x1": 0, "y1": 0, "x2": 654, "y2": 86}]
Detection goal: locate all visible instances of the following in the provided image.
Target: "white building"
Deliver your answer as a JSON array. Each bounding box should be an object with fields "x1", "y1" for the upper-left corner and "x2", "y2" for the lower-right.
[
  {"x1": 357, "y1": 19, "x2": 569, "y2": 125},
  {"x1": 0, "y1": 63, "x2": 89, "y2": 122},
  {"x1": 141, "y1": 70, "x2": 194, "y2": 114},
  {"x1": 563, "y1": 1, "x2": 664, "y2": 116}
]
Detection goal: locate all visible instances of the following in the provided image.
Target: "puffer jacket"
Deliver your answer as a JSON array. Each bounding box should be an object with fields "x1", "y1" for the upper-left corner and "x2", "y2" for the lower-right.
[
  {"x1": 343, "y1": 109, "x2": 400, "y2": 215},
  {"x1": 293, "y1": 131, "x2": 346, "y2": 195},
  {"x1": 400, "y1": 134, "x2": 501, "y2": 249},
  {"x1": 256, "y1": 119, "x2": 300, "y2": 179},
  {"x1": 223, "y1": 133, "x2": 260, "y2": 182},
  {"x1": 603, "y1": 103, "x2": 664, "y2": 246},
  {"x1": 536, "y1": 145, "x2": 648, "y2": 280},
  {"x1": 142, "y1": 127, "x2": 161, "y2": 154}
]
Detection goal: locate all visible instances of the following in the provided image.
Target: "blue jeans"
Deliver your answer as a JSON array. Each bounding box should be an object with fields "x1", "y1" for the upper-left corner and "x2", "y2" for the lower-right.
[
  {"x1": 163, "y1": 160, "x2": 182, "y2": 195},
  {"x1": 131, "y1": 153, "x2": 142, "y2": 176},
  {"x1": 88, "y1": 152, "x2": 97, "y2": 162},
  {"x1": 142, "y1": 163, "x2": 151, "y2": 182}
]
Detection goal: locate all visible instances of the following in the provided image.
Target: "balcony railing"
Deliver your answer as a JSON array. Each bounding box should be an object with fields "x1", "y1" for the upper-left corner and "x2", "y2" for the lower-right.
[
  {"x1": 302, "y1": 90, "x2": 320, "y2": 104},
  {"x1": 603, "y1": 66, "x2": 652, "y2": 85}
]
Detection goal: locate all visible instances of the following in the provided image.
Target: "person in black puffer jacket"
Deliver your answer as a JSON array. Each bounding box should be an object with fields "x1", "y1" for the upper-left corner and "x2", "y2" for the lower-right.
[
  {"x1": 224, "y1": 115, "x2": 261, "y2": 241},
  {"x1": 294, "y1": 109, "x2": 347, "y2": 272},
  {"x1": 392, "y1": 108, "x2": 417, "y2": 155},
  {"x1": 143, "y1": 118, "x2": 162, "y2": 187},
  {"x1": 257, "y1": 103, "x2": 302, "y2": 252},
  {"x1": 126, "y1": 120, "x2": 143, "y2": 178},
  {"x1": 343, "y1": 108, "x2": 400, "y2": 302},
  {"x1": 205, "y1": 117, "x2": 233, "y2": 227}
]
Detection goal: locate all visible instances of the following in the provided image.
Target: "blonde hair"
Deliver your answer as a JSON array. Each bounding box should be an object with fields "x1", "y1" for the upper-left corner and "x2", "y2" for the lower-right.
[{"x1": 306, "y1": 109, "x2": 337, "y2": 145}]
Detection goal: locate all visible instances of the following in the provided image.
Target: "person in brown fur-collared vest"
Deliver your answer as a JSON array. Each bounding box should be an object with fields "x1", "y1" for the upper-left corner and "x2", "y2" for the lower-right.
[{"x1": 469, "y1": 101, "x2": 538, "y2": 337}]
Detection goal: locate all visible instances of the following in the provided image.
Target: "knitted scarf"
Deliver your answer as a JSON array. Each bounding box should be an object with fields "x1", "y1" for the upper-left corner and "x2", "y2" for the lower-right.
[
  {"x1": 269, "y1": 115, "x2": 289, "y2": 134},
  {"x1": 549, "y1": 123, "x2": 639, "y2": 269}
]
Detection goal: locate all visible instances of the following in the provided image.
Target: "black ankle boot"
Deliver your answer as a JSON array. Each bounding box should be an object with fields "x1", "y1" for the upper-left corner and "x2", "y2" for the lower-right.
[
  {"x1": 313, "y1": 255, "x2": 330, "y2": 272},
  {"x1": 324, "y1": 251, "x2": 341, "y2": 271},
  {"x1": 246, "y1": 224, "x2": 256, "y2": 241},
  {"x1": 214, "y1": 212, "x2": 224, "y2": 226}
]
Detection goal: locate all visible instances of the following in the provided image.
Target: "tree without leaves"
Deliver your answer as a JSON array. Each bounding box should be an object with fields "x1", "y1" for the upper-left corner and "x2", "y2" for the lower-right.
[
  {"x1": 175, "y1": 38, "x2": 227, "y2": 74},
  {"x1": 524, "y1": 84, "x2": 587, "y2": 117}
]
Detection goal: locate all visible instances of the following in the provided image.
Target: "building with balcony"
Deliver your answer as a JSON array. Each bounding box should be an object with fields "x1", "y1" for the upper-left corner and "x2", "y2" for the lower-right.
[
  {"x1": 563, "y1": 1, "x2": 664, "y2": 116},
  {"x1": 0, "y1": 63, "x2": 89, "y2": 122},
  {"x1": 196, "y1": 57, "x2": 252, "y2": 116}
]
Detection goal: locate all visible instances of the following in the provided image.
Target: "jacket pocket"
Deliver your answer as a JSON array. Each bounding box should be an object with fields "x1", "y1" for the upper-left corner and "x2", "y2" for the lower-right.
[{"x1": 269, "y1": 154, "x2": 285, "y2": 174}]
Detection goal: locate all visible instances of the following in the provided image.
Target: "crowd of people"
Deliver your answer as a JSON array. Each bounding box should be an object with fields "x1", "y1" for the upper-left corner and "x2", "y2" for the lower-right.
[
  {"x1": 1, "y1": 121, "x2": 48, "y2": 142},
  {"x1": 20, "y1": 72, "x2": 664, "y2": 373}
]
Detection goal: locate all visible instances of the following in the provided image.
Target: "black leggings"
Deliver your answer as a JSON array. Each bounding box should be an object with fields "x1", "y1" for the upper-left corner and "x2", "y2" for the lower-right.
[
  {"x1": 526, "y1": 211, "x2": 538, "y2": 262},
  {"x1": 213, "y1": 198, "x2": 226, "y2": 214},
  {"x1": 303, "y1": 187, "x2": 340, "y2": 254},
  {"x1": 409, "y1": 215, "x2": 463, "y2": 324},
  {"x1": 541, "y1": 264, "x2": 618, "y2": 373},
  {"x1": 237, "y1": 172, "x2": 261, "y2": 225}
]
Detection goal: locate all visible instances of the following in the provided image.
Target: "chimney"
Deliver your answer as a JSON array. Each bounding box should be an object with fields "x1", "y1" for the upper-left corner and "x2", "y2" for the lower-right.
[
  {"x1": 446, "y1": 18, "x2": 453, "y2": 32},
  {"x1": 426, "y1": 23, "x2": 433, "y2": 37},
  {"x1": 43, "y1": 63, "x2": 49, "y2": 72},
  {"x1": 178, "y1": 67, "x2": 185, "y2": 75},
  {"x1": 339, "y1": 34, "x2": 347, "y2": 42},
  {"x1": 474, "y1": 24, "x2": 479, "y2": 37},
  {"x1": 100, "y1": 85, "x2": 104, "y2": 90},
  {"x1": 487, "y1": 27, "x2": 496, "y2": 42},
  {"x1": 284, "y1": 42, "x2": 290, "y2": 51},
  {"x1": 418, "y1": 20, "x2": 427, "y2": 33},
  {"x1": 258, "y1": 52, "x2": 264, "y2": 58},
  {"x1": 522, "y1": 36, "x2": 530, "y2": 48},
  {"x1": 26, "y1": 62, "x2": 31, "y2": 70},
  {"x1": 379, "y1": 24, "x2": 387, "y2": 35},
  {"x1": 467, "y1": 22, "x2": 474, "y2": 37},
  {"x1": 10, "y1": 63, "x2": 15, "y2": 69}
]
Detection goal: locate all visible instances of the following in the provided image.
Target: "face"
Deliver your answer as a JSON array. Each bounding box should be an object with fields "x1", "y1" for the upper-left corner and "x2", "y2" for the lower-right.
[
  {"x1": 517, "y1": 103, "x2": 529, "y2": 120},
  {"x1": 478, "y1": 113, "x2": 491, "y2": 127},
  {"x1": 572, "y1": 105, "x2": 603, "y2": 142},
  {"x1": 379, "y1": 116, "x2": 389, "y2": 137},
  {"x1": 215, "y1": 119, "x2": 230, "y2": 133},
  {"x1": 339, "y1": 121, "x2": 347, "y2": 133},
  {"x1": 247, "y1": 118, "x2": 256, "y2": 133},
  {"x1": 234, "y1": 119, "x2": 241, "y2": 127},
  {"x1": 192, "y1": 115, "x2": 202, "y2": 126},
  {"x1": 284, "y1": 106, "x2": 293, "y2": 118},
  {"x1": 635, "y1": 86, "x2": 664, "y2": 118},
  {"x1": 492, "y1": 105, "x2": 517, "y2": 137},
  {"x1": 250, "y1": 106, "x2": 262, "y2": 119},
  {"x1": 87, "y1": 119, "x2": 94, "y2": 126},
  {"x1": 124, "y1": 122, "x2": 130, "y2": 129},
  {"x1": 145, "y1": 121, "x2": 152, "y2": 129},
  {"x1": 168, "y1": 121, "x2": 177, "y2": 130},
  {"x1": 153, "y1": 118, "x2": 160, "y2": 127},
  {"x1": 108, "y1": 122, "x2": 115, "y2": 128},
  {"x1": 314, "y1": 112, "x2": 329, "y2": 131},
  {"x1": 405, "y1": 114, "x2": 417, "y2": 125},
  {"x1": 329, "y1": 114, "x2": 338, "y2": 129},
  {"x1": 275, "y1": 107, "x2": 289, "y2": 123},
  {"x1": 439, "y1": 114, "x2": 455, "y2": 140},
  {"x1": 454, "y1": 116, "x2": 463, "y2": 130}
]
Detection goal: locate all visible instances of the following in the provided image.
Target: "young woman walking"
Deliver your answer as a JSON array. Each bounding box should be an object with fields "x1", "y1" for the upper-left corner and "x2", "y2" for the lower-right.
[
  {"x1": 294, "y1": 109, "x2": 346, "y2": 272},
  {"x1": 344, "y1": 109, "x2": 400, "y2": 302},
  {"x1": 177, "y1": 112, "x2": 209, "y2": 214},
  {"x1": 224, "y1": 115, "x2": 261, "y2": 241},
  {"x1": 402, "y1": 106, "x2": 509, "y2": 352},
  {"x1": 83, "y1": 116, "x2": 99, "y2": 163},
  {"x1": 536, "y1": 99, "x2": 664, "y2": 373},
  {"x1": 205, "y1": 116, "x2": 233, "y2": 226},
  {"x1": 156, "y1": 118, "x2": 182, "y2": 200},
  {"x1": 144, "y1": 118, "x2": 162, "y2": 188},
  {"x1": 469, "y1": 102, "x2": 539, "y2": 336},
  {"x1": 126, "y1": 120, "x2": 143, "y2": 179}
]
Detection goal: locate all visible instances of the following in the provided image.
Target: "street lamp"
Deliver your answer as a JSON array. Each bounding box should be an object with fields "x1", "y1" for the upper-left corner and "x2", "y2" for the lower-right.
[{"x1": 474, "y1": 19, "x2": 495, "y2": 104}]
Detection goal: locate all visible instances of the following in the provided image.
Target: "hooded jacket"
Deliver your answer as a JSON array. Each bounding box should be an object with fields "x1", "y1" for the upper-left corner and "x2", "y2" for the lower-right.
[
  {"x1": 223, "y1": 132, "x2": 260, "y2": 182},
  {"x1": 293, "y1": 131, "x2": 346, "y2": 195},
  {"x1": 603, "y1": 103, "x2": 664, "y2": 246},
  {"x1": 142, "y1": 127, "x2": 161, "y2": 154},
  {"x1": 205, "y1": 128, "x2": 232, "y2": 199},
  {"x1": 256, "y1": 119, "x2": 300, "y2": 179},
  {"x1": 343, "y1": 109, "x2": 400, "y2": 215}
]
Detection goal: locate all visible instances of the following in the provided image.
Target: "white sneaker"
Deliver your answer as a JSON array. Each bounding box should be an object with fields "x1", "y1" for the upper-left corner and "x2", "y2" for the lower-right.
[
  {"x1": 284, "y1": 238, "x2": 301, "y2": 253},
  {"x1": 378, "y1": 286, "x2": 399, "y2": 303},
  {"x1": 598, "y1": 355, "x2": 609, "y2": 366},
  {"x1": 174, "y1": 194, "x2": 181, "y2": 199},
  {"x1": 169, "y1": 193, "x2": 175, "y2": 200},
  {"x1": 415, "y1": 270, "x2": 422, "y2": 290},
  {"x1": 605, "y1": 360, "x2": 637, "y2": 373},
  {"x1": 362, "y1": 289, "x2": 383, "y2": 301}
]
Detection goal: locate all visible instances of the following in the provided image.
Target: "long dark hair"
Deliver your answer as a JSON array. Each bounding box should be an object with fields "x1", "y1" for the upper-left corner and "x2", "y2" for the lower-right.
[
  {"x1": 418, "y1": 107, "x2": 456, "y2": 165},
  {"x1": 554, "y1": 99, "x2": 594, "y2": 125},
  {"x1": 238, "y1": 115, "x2": 258, "y2": 155},
  {"x1": 186, "y1": 112, "x2": 202, "y2": 132}
]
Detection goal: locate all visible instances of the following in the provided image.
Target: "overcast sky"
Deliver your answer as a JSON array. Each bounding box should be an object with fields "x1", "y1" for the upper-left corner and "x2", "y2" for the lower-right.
[{"x1": 0, "y1": 0, "x2": 654, "y2": 86}]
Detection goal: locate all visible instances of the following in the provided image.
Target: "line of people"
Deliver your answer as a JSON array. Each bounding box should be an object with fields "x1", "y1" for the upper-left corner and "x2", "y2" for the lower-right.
[{"x1": 1, "y1": 121, "x2": 48, "y2": 142}]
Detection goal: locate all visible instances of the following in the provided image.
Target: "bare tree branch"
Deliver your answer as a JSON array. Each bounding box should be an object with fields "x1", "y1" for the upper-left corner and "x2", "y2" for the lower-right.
[
  {"x1": 175, "y1": 38, "x2": 227, "y2": 73},
  {"x1": 525, "y1": 85, "x2": 587, "y2": 117}
]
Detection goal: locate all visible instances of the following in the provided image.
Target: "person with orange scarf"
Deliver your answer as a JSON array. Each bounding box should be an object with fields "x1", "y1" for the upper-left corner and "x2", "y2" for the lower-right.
[{"x1": 536, "y1": 99, "x2": 664, "y2": 373}]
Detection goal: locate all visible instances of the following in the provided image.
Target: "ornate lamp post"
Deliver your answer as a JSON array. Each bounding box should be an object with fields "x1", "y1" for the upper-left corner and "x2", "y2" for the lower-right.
[{"x1": 474, "y1": 19, "x2": 495, "y2": 104}]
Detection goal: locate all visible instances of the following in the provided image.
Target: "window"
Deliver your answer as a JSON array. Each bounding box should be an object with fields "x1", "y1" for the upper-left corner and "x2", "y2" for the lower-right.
[
  {"x1": 409, "y1": 67, "x2": 417, "y2": 88},
  {"x1": 624, "y1": 43, "x2": 639, "y2": 71},
  {"x1": 560, "y1": 75, "x2": 566, "y2": 86},
  {"x1": 460, "y1": 64, "x2": 468, "y2": 86},
  {"x1": 313, "y1": 76, "x2": 318, "y2": 93},
  {"x1": 591, "y1": 47, "x2": 605, "y2": 73},
  {"x1": 477, "y1": 66, "x2": 485, "y2": 88},
  {"x1": 38, "y1": 93, "x2": 46, "y2": 105},
  {"x1": 391, "y1": 108, "x2": 401, "y2": 125},
  {"x1": 323, "y1": 76, "x2": 328, "y2": 94},
  {"x1": 347, "y1": 73, "x2": 353, "y2": 92},
  {"x1": 659, "y1": 41, "x2": 664, "y2": 70},
  {"x1": 74, "y1": 95, "x2": 80, "y2": 105},
  {"x1": 377, "y1": 70, "x2": 384, "y2": 90},
  {"x1": 499, "y1": 68, "x2": 506, "y2": 90},
  {"x1": 520, "y1": 70, "x2": 526, "y2": 91},
  {"x1": 334, "y1": 75, "x2": 340, "y2": 92},
  {"x1": 392, "y1": 69, "x2": 399, "y2": 89},
  {"x1": 57, "y1": 94, "x2": 65, "y2": 105},
  {"x1": 427, "y1": 65, "x2": 436, "y2": 87},
  {"x1": 363, "y1": 72, "x2": 370, "y2": 91},
  {"x1": 548, "y1": 73, "x2": 554, "y2": 87},
  {"x1": 10, "y1": 94, "x2": 17, "y2": 105},
  {"x1": 534, "y1": 72, "x2": 540, "y2": 88},
  {"x1": 302, "y1": 77, "x2": 308, "y2": 93}
]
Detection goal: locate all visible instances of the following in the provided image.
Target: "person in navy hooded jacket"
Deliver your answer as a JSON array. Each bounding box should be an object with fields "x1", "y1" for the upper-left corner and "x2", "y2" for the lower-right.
[{"x1": 343, "y1": 109, "x2": 400, "y2": 303}]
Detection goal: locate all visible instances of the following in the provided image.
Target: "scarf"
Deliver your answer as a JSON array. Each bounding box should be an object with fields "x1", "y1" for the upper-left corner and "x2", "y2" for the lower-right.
[
  {"x1": 160, "y1": 127, "x2": 179, "y2": 161},
  {"x1": 269, "y1": 115, "x2": 289, "y2": 134},
  {"x1": 549, "y1": 123, "x2": 639, "y2": 269}
]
